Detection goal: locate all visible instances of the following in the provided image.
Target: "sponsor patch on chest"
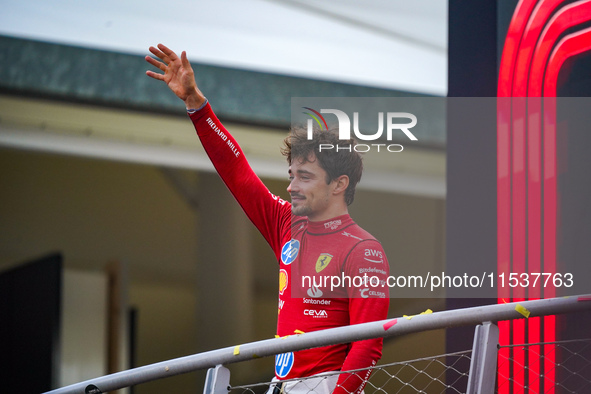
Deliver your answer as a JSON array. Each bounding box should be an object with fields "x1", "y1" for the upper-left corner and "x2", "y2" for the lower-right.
[
  {"x1": 281, "y1": 239, "x2": 299, "y2": 265},
  {"x1": 304, "y1": 309, "x2": 329, "y2": 318},
  {"x1": 315, "y1": 253, "x2": 333, "y2": 273},
  {"x1": 324, "y1": 219, "x2": 342, "y2": 230},
  {"x1": 279, "y1": 269, "x2": 288, "y2": 295}
]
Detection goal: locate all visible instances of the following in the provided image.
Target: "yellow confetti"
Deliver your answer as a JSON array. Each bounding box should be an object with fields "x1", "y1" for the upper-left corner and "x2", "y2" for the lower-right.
[
  {"x1": 404, "y1": 309, "x2": 433, "y2": 320},
  {"x1": 294, "y1": 330, "x2": 305, "y2": 335},
  {"x1": 233, "y1": 345, "x2": 240, "y2": 355},
  {"x1": 515, "y1": 304, "x2": 530, "y2": 318}
]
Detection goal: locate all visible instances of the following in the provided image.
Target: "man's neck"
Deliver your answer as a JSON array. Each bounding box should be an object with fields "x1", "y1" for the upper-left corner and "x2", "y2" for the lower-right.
[{"x1": 306, "y1": 206, "x2": 349, "y2": 222}]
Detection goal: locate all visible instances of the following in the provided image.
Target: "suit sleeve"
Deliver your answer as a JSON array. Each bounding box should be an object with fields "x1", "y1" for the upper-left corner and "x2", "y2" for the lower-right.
[
  {"x1": 333, "y1": 241, "x2": 390, "y2": 394},
  {"x1": 189, "y1": 103, "x2": 291, "y2": 257}
]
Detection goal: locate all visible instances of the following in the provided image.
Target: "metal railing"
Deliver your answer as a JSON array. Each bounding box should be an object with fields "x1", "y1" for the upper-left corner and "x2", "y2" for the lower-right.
[
  {"x1": 44, "y1": 295, "x2": 591, "y2": 394},
  {"x1": 497, "y1": 338, "x2": 591, "y2": 393},
  {"x1": 227, "y1": 337, "x2": 591, "y2": 394},
  {"x1": 229, "y1": 350, "x2": 473, "y2": 393}
]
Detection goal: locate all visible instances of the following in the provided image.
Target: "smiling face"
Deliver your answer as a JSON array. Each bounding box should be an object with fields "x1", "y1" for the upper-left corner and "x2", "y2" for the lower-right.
[
  {"x1": 282, "y1": 126, "x2": 363, "y2": 209},
  {"x1": 287, "y1": 154, "x2": 349, "y2": 222}
]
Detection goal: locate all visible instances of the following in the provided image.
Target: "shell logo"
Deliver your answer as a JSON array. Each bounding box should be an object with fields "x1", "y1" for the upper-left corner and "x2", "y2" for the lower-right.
[{"x1": 279, "y1": 269, "x2": 288, "y2": 295}]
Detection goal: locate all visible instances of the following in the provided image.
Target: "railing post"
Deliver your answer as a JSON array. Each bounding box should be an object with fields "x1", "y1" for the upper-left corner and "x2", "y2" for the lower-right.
[
  {"x1": 203, "y1": 365, "x2": 230, "y2": 394},
  {"x1": 466, "y1": 321, "x2": 499, "y2": 394}
]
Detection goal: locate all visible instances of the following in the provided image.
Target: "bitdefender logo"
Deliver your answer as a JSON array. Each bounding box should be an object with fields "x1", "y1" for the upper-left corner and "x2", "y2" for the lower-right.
[{"x1": 302, "y1": 107, "x2": 417, "y2": 153}]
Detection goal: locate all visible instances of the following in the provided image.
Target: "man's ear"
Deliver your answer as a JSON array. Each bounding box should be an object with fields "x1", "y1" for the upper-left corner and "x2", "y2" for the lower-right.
[{"x1": 332, "y1": 175, "x2": 350, "y2": 195}]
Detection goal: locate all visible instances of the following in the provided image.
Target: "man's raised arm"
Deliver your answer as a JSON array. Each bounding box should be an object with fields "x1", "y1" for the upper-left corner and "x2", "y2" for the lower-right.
[
  {"x1": 145, "y1": 43, "x2": 206, "y2": 110},
  {"x1": 145, "y1": 44, "x2": 291, "y2": 256}
]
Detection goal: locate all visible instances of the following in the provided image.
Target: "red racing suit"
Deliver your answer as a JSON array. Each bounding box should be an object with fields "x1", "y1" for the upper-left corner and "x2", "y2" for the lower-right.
[{"x1": 189, "y1": 103, "x2": 390, "y2": 394}]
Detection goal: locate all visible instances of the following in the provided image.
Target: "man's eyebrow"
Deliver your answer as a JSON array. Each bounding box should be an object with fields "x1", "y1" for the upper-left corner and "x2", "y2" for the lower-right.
[
  {"x1": 288, "y1": 168, "x2": 315, "y2": 176},
  {"x1": 296, "y1": 169, "x2": 315, "y2": 175}
]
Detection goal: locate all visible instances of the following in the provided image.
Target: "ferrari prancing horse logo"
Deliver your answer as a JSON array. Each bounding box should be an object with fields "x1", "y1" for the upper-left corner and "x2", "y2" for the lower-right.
[{"x1": 315, "y1": 253, "x2": 333, "y2": 273}]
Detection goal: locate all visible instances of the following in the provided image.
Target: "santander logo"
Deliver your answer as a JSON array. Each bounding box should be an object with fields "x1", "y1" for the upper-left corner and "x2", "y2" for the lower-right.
[{"x1": 307, "y1": 286, "x2": 323, "y2": 298}]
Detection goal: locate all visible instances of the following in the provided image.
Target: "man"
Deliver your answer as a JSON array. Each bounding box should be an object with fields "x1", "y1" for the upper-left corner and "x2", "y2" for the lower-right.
[{"x1": 146, "y1": 44, "x2": 389, "y2": 394}]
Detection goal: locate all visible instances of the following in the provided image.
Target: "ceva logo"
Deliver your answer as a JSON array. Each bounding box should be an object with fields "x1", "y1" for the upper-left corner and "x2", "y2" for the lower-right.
[
  {"x1": 304, "y1": 309, "x2": 328, "y2": 318},
  {"x1": 303, "y1": 107, "x2": 417, "y2": 153}
]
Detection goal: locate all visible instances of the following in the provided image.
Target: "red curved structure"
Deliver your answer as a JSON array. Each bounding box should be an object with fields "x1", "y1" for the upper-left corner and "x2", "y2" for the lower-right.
[{"x1": 497, "y1": 1, "x2": 591, "y2": 392}]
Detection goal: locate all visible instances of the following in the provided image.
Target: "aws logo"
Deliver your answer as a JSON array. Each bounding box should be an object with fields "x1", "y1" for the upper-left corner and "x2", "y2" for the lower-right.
[{"x1": 364, "y1": 249, "x2": 384, "y2": 263}]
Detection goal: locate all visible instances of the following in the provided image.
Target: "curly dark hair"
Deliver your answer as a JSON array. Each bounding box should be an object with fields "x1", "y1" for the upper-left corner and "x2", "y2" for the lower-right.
[{"x1": 281, "y1": 125, "x2": 363, "y2": 206}]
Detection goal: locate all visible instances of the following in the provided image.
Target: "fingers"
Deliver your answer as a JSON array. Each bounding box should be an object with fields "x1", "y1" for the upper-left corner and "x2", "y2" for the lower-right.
[
  {"x1": 145, "y1": 54, "x2": 166, "y2": 80},
  {"x1": 145, "y1": 55, "x2": 165, "y2": 70},
  {"x1": 148, "y1": 44, "x2": 178, "y2": 65},
  {"x1": 145, "y1": 70, "x2": 165, "y2": 81},
  {"x1": 145, "y1": 44, "x2": 186, "y2": 82},
  {"x1": 148, "y1": 45, "x2": 166, "y2": 60},
  {"x1": 146, "y1": 43, "x2": 181, "y2": 68},
  {"x1": 157, "y1": 43, "x2": 179, "y2": 61},
  {"x1": 180, "y1": 51, "x2": 193, "y2": 71},
  {"x1": 145, "y1": 44, "x2": 176, "y2": 78}
]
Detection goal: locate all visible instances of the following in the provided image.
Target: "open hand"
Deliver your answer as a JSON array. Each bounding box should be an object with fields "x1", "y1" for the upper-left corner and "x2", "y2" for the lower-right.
[{"x1": 145, "y1": 44, "x2": 206, "y2": 109}]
